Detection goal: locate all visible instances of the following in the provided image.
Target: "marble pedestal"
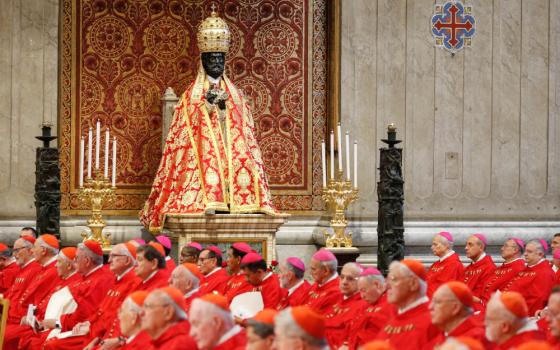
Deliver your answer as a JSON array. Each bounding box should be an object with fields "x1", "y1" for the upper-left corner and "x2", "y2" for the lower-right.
[{"x1": 164, "y1": 214, "x2": 288, "y2": 264}]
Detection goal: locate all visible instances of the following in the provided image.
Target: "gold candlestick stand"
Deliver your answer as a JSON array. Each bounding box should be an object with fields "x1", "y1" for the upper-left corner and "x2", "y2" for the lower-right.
[
  {"x1": 78, "y1": 170, "x2": 115, "y2": 248},
  {"x1": 322, "y1": 170, "x2": 359, "y2": 248}
]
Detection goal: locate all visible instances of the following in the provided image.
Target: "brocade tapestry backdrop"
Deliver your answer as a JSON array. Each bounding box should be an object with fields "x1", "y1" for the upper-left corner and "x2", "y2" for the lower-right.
[{"x1": 59, "y1": 0, "x2": 327, "y2": 213}]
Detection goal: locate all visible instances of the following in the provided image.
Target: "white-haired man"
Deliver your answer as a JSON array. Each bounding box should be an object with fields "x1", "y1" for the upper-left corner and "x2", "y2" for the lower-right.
[
  {"x1": 427, "y1": 281, "x2": 487, "y2": 348},
  {"x1": 50, "y1": 243, "x2": 141, "y2": 350},
  {"x1": 463, "y1": 233, "x2": 496, "y2": 310},
  {"x1": 485, "y1": 291, "x2": 545, "y2": 348},
  {"x1": 278, "y1": 257, "x2": 310, "y2": 308},
  {"x1": 305, "y1": 249, "x2": 341, "y2": 314},
  {"x1": 116, "y1": 290, "x2": 151, "y2": 349},
  {"x1": 189, "y1": 293, "x2": 247, "y2": 349},
  {"x1": 325, "y1": 262, "x2": 364, "y2": 349},
  {"x1": 142, "y1": 287, "x2": 198, "y2": 349},
  {"x1": 546, "y1": 286, "x2": 560, "y2": 345},
  {"x1": 345, "y1": 268, "x2": 391, "y2": 350},
  {"x1": 375, "y1": 259, "x2": 440, "y2": 349},
  {"x1": 426, "y1": 231, "x2": 464, "y2": 297},
  {"x1": 170, "y1": 262, "x2": 203, "y2": 311},
  {"x1": 273, "y1": 305, "x2": 327, "y2": 350},
  {"x1": 503, "y1": 239, "x2": 556, "y2": 316}
]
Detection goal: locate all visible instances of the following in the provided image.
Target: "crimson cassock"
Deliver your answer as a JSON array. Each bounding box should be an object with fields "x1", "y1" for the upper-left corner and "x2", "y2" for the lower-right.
[
  {"x1": 503, "y1": 259, "x2": 556, "y2": 316},
  {"x1": 120, "y1": 331, "x2": 151, "y2": 350},
  {"x1": 184, "y1": 288, "x2": 202, "y2": 313},
  {"x1": 0, "y1": 261, "x2": 20, "y2": 294},
  {"x1": 277, "y1": 279, "x2": 311, "y2": 309},
  {"x1": 463, "y1": 254, "x2": 496, "y2": 309},
  {"x1": 305, "y1": 276, "x2": 341, "y2": 314},
  {"x1": 494, "y1": 325, "x2": 546, "y2": 350},
  {"x1": 150, "y1": 320, "x2": 198, "y2": 350},
  {"x1": 423, "y1": 315, "x2": 489, "y2": 349},
  {"x1": 199, "y1": 268, "x2": 230, "y2": 295},
  {"x1": 165, "y1": 256, "x2": 176, "y2": 273},
  {"x1": 212, "y1": 326, "x2": 247, "y2": 350},
  {"x1": 375, "y1": 299, "x2": 442, "y2": 349},
  {"x1": 4, "y1": 260, "x2": 41, "y2": 316},
  {"x1": 325, "y1": 292, "x2": 365, "y2": 349},
  {"x1": 347, "y1": 294, "x2": 393, "y2": 350},
  {"x1": 227, "y1": 272, "x2": 282, "y2": 309},
  {"x1": 42, "y1": 269, "x2": 140, "y2": 350},
  {"x1": 426, "y1": 252, "x2": 465, "y2": 297},
  {"x1": 225, "y1": 273, "x2": 246, "y2": 300},
  {"x1": 136, "y1": 269, "x2": 170, "y2": 292},
  {"x1": 481, "y1": 258, "x2": 525, "y2": 303}
]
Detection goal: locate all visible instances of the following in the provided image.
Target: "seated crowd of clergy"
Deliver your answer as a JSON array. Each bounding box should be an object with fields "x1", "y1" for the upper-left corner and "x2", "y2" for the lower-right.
[{"x1": 2, "y1": 228, "x2": 560, "y2": 350}]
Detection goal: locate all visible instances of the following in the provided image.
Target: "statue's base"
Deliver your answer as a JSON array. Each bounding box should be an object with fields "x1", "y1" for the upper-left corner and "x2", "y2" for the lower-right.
[
  {"x1": 164, "y1": 213, "x2": 288, "y2": 265},
  {"x1": 326, "y1": 247, "x2": 360, "y2": 272}
]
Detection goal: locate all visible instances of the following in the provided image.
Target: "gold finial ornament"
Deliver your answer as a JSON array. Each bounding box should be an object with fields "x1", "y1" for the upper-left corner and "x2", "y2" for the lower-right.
[{"x1": 197, "y1": 8, "x2": 231, "y2": 53}]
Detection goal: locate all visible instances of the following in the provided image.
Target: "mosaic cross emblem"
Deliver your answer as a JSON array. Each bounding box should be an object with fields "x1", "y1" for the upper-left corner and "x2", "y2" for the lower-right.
[{"x1": 431, "y1": 1, "x2": 475, "y2": 53}]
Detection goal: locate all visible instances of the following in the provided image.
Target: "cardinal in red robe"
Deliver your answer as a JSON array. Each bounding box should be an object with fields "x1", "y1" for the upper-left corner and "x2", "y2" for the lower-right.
[
  {"x1": 0, "y1": 243, "x2": 19, "y2": 294},
  {"x1": 168, "y1": 262, "x2": 203, "y2": 313},
  {"x1": 274, "y1": 306, "x2": 327, "y2": 349},
  {"x1": 4, "y1": 237, "x2": 41, "y2": 304},
  {"x1": 463, "y1": 233, "x2": 496, "y2": 310},
  {"x1": 376, "y1": 259, "x2": 441, "y2": 349},
  {"x1": 305, "y1": 249, "x2": 342, "y2": 314},
  {"x1": 277, "y1": 257, "x2": 311, "y2": 309},
  {"x1": 198, "y1": 246, "x2": 230, "y2": 295},
  {"x1": 503, "y1": 240, "x2": 556, "y2": 316},
  {"x1": 426, "y1": 231, "x2": 465, "y2": 297},
  {"x1": 224, "y1": 242, "x2": 253, "y2": 299},
  {"x1": 134, "y1": 243, "x2": 170, "y2": 293}
]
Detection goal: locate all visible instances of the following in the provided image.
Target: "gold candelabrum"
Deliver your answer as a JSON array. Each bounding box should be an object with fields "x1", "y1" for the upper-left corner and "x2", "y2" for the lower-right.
[
  {"x1": 78, "y1": 170, "x2": 115, "y2": 248},
  {"x1": 322, "y1": 170, "x2": 359, "y2": 248}
]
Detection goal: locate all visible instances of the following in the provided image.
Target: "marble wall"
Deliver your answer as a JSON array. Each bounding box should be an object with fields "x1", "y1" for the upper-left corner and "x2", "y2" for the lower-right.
[
  {"x1": 341, "y1": 0, "x2": 560, "y2": 220},
  {"x1": 0, "y1": 0, "x2": 59, "y2": 218}
]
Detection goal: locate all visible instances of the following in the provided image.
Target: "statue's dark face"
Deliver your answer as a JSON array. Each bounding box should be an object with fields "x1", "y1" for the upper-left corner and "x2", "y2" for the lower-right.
[{"x1": 201, "y1": 52, "x2": 226, "y2": 79}]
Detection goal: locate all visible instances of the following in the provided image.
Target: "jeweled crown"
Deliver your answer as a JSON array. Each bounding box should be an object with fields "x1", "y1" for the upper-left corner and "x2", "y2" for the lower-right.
[{"x1": 197, "y1": 11, "x2": 230, "y2": 53}]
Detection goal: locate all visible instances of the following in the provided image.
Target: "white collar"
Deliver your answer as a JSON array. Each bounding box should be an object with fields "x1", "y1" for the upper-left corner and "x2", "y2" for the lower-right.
[
  {"x1": 64, "y1": 271, "x2": 77, "y2": 280},
  {"x1": 516, "y1": 318, "x2": 538, "y2": 334},
  {"x1": 4, "y1": 259, "x2": 16, "y2": 267},
  {"x1": 85, "y1": 264, "x2": 103, "y2": 277},
  {"x1": 126, "y1": 332, "x2": 139, "y2": 344},
  {"x1": 528, "y1": 258, "x2": 546, "y2": 268},
  {"x1": 473, "y1": 253, "x2": 486, "y2": 263},
  {"x1": 439, "y1": 250, "x2": 455, "y2": 262},
  {"x1": 262, "y1": 272, "x2": 273, "y2": 282},
  {"x1": 216, "y1": 325, "x2": 242, "y2": 346},
  {"x1": 319, "y1": 273, "x2": 338, "y2": 287},
  {"x1": 22, "y1": 258, "x2": 36, "y2": 268},
  {"x1": 165, "y1": 256, "x2": 172, "y2": 261},
  {"x1": 208, "y1": 75, "x2": 221, "y2": 85},
  {"x1": 503, "y1": 257, "x2": 523, "y2": 265},
  {"x1": 142, "y1": 270, "x2": 158, "y2": 283},
  {"x1": 41, "y1": 256, "x2": 57, "y2": 267},
  {"x1": 398, "y1": 296, "x2": 429, "y2": 315},
  {"x1": 117, "y1": 266, "x2": 134, "y2": 281},
  {"x1": 185, "y1": 287, "x2": 200, "y2": 299},
  {"x1": 288, "y1": 279, "x2": 305, "y2": 296},
  {"x1": 554, "y1": 265, "x2": 559, "y2": 273},
  {"x1": 206, "y1": 267, "x2": 222, "y2": 277}
]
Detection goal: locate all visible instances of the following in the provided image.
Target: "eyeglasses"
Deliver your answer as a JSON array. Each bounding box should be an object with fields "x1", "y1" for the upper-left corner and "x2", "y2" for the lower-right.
[
  {"x1": 431, "y1": 298, "x2": 457, "y2": 306},
  {"x1": 143, "y1": 302, "x2": 170, "y2": 310},
  {"x1": 13, "y1": 247, "x2": 28, "y2": 253},
  {"x1": 340, "y1": 275, "x2": 358, "y2": 282}
]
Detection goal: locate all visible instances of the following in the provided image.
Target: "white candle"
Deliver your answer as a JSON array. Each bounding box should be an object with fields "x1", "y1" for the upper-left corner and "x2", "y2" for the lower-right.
[
  {"x1": 87, "y1": 127, "x2": 92, "y2": 178},
  {"x1": 321, "y1": 141, "x2": 327, "y2": 187},
  {"x1": 337, "y1": 123, "x2": 343, "y2": 171},
  {"x1": 345, "y1": 132, "x2": 350, "y2": 180},
  {"x1": 104, "y1": 128, "x2": 109, "y2": 178},
  {"x1": 79, "y1": 136, "x2": 84, "y2": 187},
  {"x1": 353, "y1": 141, "x2": 358, "y2": 187},
  {"x1": 95, "y1": 120, "x2": 100, "y2": 169},
  {"x1": 112, "y1": 136, "x2": 117, "y2": 187},
  {"x1": 330, "y1": 131, "x2": 335, "y2": 179}
]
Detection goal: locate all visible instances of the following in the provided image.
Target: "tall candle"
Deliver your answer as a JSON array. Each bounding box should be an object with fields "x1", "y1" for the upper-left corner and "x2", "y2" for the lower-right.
[
  {"x1": 79, "y1": 136, "x2": 84, "y2": 187},
  {"x1": 330, "y1": 131, "x2": 335, "y2": 179},
  {"x1": 321, "y1": 141, "x2": 327, "y2": 187},
  {"x1": 112, "y1": 136, "x2": 117, "y2": 187},
  {"x1": 337, "y1": 123, "x2": 342, "y2": 171},
  {"x1": 345, "y1": 132, "x2": 350, "y2": 180},
  {"x1": 87, "y1": 127, "x2": 92, "y2": 178},
  {"x1": 353, "y1": 141, "x2": 358, "y2": 187},
  {"x1": 95, "y1": 120, "x2": 100, "y2": 169},
  {"x1": 104, "y1": 128, "x2": 110, "y2": 178}
]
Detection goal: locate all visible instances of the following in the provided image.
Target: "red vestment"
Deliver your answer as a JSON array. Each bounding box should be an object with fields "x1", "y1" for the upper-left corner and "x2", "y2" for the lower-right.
[
  {"x1": 4, "y1": 260, "x2": 41, "y2": 308},
  {"x1": 305, "y1": 276, "x2": 342, "y2": 314},
  {"x1": 165, "y1": 256, "x2": 176, "y2": 273},
  {"x1": 225, "y1": 273, "x2": 246, "y2": 300},
  {"x1": 555, "y1": 268, "x2": 560, "y2": 284},
  {"x1": 136, "y1": 269, "x2": 169, "y2": 292},
  {"x1": 426, "y1": 252, "x2": 465, "y2": 297},
  {"x1": 212, "y1": 326, "x2": 247, "y2": 350},
  {"x1": 277, "y1": 279, "x2": 311, "y2": 309},
  {"x1": 495, "y1": 329, "x2": 546, "y2": 349},
  {"x1": 325, "y1": 292, "x2": 365, "y2": 349},
  {"x1": 184, "y1": 288, "x2": 201, "y2": 313},
  {"x1": 0, "y1": 261, "x2": 20, "y2": 294},
  {"x1": 150, "y1": 320, "x2": 198, "y2": 350},
  {"x1": 375, "y1": 299, "x2": 441, "y2": 349},
  {"x1": 226, "y1": 272, "x2": 282, "y2": 309},
  {"x1": 347, "y1": 294, "x2": 393, "y2": 350},
  {"x1": 481, "y1": 258, "x2": 525, "y2": 303},
  {"x1": 199, "y1": 268, "x2": 230, "y2": 295},
  {"x1": 121, "y1": 331, "x2": 152, "y2": 350},
  {"x1": 503, "y1": 259, "x2": 556, "y2": 316},
  {"x1": 463, "y1": 254, "x2": 496, "y2": 305},
  {"x1": 424, "y1": 315, "x2": 489, "y2": 349}
]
